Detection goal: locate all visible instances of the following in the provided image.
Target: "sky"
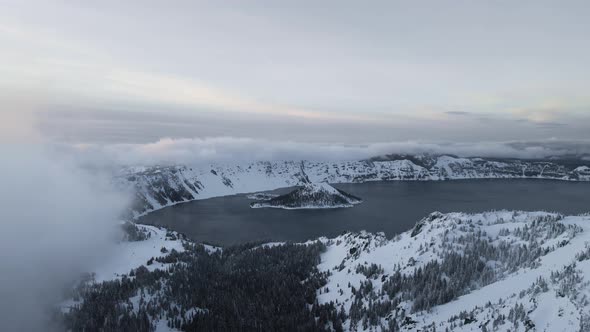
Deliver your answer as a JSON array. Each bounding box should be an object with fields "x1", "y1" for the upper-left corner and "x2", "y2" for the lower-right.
[{"x1": 1, "y1": 0, "x2": 590, "y2": 146}]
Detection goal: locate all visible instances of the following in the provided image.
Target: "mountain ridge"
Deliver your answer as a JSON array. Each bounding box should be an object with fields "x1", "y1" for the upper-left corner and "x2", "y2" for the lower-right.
[
  {"x1": 114, "y1": 155, "x2": 590, "y2": 218},
  {"x1": 64, "y1": 210, "x2": 590, "y2": 331}
]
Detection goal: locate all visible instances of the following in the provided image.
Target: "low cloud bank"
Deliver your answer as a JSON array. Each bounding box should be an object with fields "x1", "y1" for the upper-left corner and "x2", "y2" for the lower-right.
[
  {"x1": 60, "y1": 137, "x2": 590, "y2": 167},
  {"x1": 0, "y1": 146, "x2": 129, "y2": 331}
]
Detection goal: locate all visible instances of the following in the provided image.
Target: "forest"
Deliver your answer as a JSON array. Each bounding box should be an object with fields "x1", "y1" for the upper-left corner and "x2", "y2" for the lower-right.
[
  {"x1": 61, "y1": 214, "x2": 579, "y2": 331},
  {"x1": 61, "y1": 240, "x2": 343, "y2": 331}
]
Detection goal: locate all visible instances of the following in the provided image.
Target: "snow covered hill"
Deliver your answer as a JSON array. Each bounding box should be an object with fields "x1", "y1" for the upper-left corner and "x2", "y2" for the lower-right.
[
  {"x1": 315, "y1": 211, "x2": 590, "y2": 331},
  {"x1": 65, "y1": 211, "x2": 590, "y2": 331},
  {"x1": 246, "y1": 192, "x2": 279, "y2": 201},
  {"x1": 114, "y1": 155, "x2": 590, "y2": 218},
  {"x1": 250, "y1": 182, "x2": 362, "y2": 209}
]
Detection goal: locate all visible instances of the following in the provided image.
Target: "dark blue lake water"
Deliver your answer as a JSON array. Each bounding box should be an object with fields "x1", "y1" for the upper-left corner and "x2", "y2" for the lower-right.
[{"x1": 138, "y1": 180, "x2": 590, "y2": 245}]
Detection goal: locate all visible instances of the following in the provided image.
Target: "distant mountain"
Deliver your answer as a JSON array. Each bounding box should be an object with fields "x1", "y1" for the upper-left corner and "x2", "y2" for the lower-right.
[
  {"x1": 64, "y1": 211, "x2": 590, "y2": 331},
  {"x1": 114, "y1": 155, "x2": 590, "y2": 218},
  {"x1": 366, "y1": 153, "x2": 443, "y2": 169},
  {"x1": 250, "y1": 183, "x2": 362, "y2": 209}
]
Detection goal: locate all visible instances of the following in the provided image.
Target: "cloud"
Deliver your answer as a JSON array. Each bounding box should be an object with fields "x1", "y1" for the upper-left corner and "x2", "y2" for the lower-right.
[
  {"x1": 56, "y1": 137, "x2": 590, "y2": 168},
  {"x1": 0, "y1": 96, "x2": 42, "y2": 143},
  {"x1": 444, "y1": 111, "x2": 472, "y2": 116},
  {"x1": 0, "y1": 146, "x2": 129, "y2": 331},
  {"x1": 103, "y1": 69, "x2": 333, "y2": 120},
  {"x1": 1, "y1": 21, "x2": 380, "y2": 125},
  {"x1": 531, "y1": 121, "x2": 568, "y2": 128},
  {"x1": 515, "y1": 118, "x2": 568, "y2": 128}
]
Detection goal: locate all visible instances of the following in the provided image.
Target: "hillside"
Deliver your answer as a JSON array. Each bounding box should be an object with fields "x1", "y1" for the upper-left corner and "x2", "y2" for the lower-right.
[
  {"x1": 62, "y1": 211, "x2": 590, "y2": 331},
  {"x1": 114, "y1": 155, "x2": 590, "y2": 218},
  {"x1": 250, "y1": 183, "x2": 362, "y2": 209}
]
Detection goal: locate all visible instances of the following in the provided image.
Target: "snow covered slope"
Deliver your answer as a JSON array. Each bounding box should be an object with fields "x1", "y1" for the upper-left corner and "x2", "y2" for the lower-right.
[
  {"x1": 90, "y1": 224, "x2": 189, "y2": 283},
  {"x1": 67, "y1": 211, "x2": 590, "y2": 331},
  {"x1": 316, "y1": 211, "x2": 590, "y2": 331},
  {"x1": 250, "y1": 182, "x2": 362, "y2": 209},
  {"x1": 114, "y1": 155, "x2": 590, "y2": 218}
]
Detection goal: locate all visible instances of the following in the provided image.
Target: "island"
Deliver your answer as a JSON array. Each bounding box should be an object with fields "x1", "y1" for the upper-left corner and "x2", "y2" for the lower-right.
[
  {"x1": 246, "y1": 192, "x2": 279, "y2": 201},
  {"x1": 250, "y1": 182, "x2": 362, "y2": 209}
]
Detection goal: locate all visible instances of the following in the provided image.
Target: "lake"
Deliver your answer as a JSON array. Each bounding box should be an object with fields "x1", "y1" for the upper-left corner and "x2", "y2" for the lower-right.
[{"x1": 137, "y1": 179, "x2": 590, "y2": 245}]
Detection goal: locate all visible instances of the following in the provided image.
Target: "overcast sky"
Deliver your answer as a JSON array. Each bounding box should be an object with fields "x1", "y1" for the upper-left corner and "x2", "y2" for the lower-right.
[{"x1": 1, "y1": 0, "x2": 590, "y2": 144}]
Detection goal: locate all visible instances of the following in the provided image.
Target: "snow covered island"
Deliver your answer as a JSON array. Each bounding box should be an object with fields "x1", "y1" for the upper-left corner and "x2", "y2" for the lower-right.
[
  {"x1": 245, "y1": 192, "x2": 279, "y2": 201},
  {"x1": 250, "y1": 182, "x2": 362, "y2": 209}
]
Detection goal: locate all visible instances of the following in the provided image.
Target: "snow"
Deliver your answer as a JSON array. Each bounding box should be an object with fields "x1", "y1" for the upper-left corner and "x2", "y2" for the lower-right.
[
  {"x1": 91, "y1": 224, "x2": 186, "y2": 282},
  {"x1": 154, "y1": 319, "x2": 180, "y2": 332},
  {"x1": 256, "y1": 242, "x2": 286, "y2": 249},
  {"x1": 250, "y1": 182, "x2": 362, "y2": 209},
  {"x1": 312, "y1": 182, "x2": 341, "y2": 194},
  {"x1": 531, "y1": 292, "x2": 579, "y2": 332},
  {"x1": 67, "y1": 210, "x2": 590, "y2": 331},
  {"x1": 116, "y1": 156, "x2": 590, "y2": 218},
  {"x1": 313, "y1": 211, "x2": 590, "y2": 331},
  {"x1": 62, "y1": 223, "x2": 223, "y2": 331}
]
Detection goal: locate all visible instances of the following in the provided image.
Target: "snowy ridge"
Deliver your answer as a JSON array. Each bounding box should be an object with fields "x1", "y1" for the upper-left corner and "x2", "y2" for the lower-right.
[
  {"x1": 92, "y1": 224, "x2": 191, "y2": 283},
  {"x1": 114, "y1": 155, "x2": 590, "y2": 218},
  {"x1": 315, "y1": 211, "x2": 590, "y2": 331},
  {"x1": 250, "y1": 182, "x2": 362, "y2": 209},
  {"x1": 68, "y1": 211, "x2": 590, "y2": 331}
]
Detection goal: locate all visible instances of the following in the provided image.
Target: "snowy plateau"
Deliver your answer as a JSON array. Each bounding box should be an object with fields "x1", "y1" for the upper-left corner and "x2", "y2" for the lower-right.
[
  {"x1": 114, "y1": 154, "x2": 590, "y2": 218},
  {"x1": 67, "y1": 211, "x2": 590, "y2": 331}
]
